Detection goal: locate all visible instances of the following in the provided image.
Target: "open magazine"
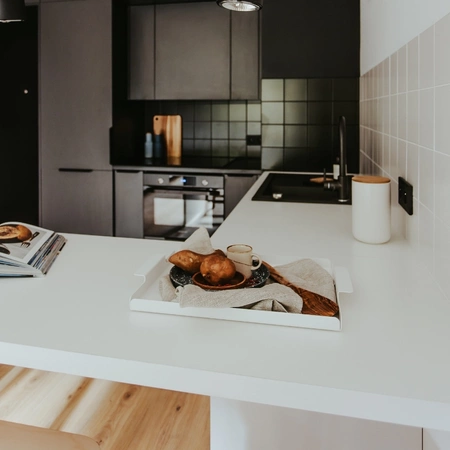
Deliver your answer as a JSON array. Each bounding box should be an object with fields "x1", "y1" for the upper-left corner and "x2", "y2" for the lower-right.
[{"x1": 0, "y1": 222, "x2": 67, "y2": 277}]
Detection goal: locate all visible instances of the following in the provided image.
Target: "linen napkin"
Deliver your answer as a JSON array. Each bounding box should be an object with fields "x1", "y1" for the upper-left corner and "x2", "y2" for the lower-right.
[{"x1": 160, "y1": 227, "x2": 337, "y2": 314}]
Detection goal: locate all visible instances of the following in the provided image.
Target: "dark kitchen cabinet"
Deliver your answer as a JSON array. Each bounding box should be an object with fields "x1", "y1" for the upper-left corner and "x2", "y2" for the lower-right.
[
  {"x1": 114, "y1": 170, "x2": 144, "y2": 238},
  {"x1": 261, "y1": 0, "x2": 360, "y2": 78},
  {"x1": 40, "y1": 0, "x2": 112, "y2": 171},
  {"x1": 128, "y1": 3, "x2": 260, "y2": 100},
  {"x1": 224, "y1": 174, "x2": 258, "y2": 217},
  {"x1": 40, "y1": 0, "x2": 113, "y2": 235},
  {"x1": 41, "y1": 169, "x2": 113, "y2": 236}
]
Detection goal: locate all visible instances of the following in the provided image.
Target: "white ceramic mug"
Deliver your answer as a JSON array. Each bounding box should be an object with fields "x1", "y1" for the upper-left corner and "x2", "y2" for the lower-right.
[{"x1": 227, "y1": 244, "x2": 262, "y2": 279}]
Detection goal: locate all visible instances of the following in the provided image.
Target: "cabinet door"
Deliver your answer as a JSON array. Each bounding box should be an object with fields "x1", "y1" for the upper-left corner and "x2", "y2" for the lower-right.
[
  {"x1": 231, "y1": 11, "x2": 260, "y2": 100},
  {"x1": 40, "y1": 0, "x2": 112, "y2": 170},
  {"x1": 41, "y1": 169, "x2": 113, "y2": 236},
  {"x1": 155, "y1": 3, "x2": 230, "y2": 100},
  {"x1": 224, "y1": 175, "x2": 258, "y2": 217},
  {"x1": 114, "y1": 170, "x2": 144, "y2": 238},
  {"x1": 261, "y1": 0, "x2": 359, "y2": 78},
  {"x1": 128, "y1": 5, "x2": 155, "y2": 100}
]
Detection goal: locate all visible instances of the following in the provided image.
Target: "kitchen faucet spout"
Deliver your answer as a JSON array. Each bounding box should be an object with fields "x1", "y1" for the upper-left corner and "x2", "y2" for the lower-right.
[{"x1": 324, "y1": 115, "x2": 351, "y2": 202}]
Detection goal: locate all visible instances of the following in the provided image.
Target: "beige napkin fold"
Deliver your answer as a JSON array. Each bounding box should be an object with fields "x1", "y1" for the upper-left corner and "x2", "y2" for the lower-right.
[{"x1": 159, "y1": 227, "x2": 336, "y2": 314}]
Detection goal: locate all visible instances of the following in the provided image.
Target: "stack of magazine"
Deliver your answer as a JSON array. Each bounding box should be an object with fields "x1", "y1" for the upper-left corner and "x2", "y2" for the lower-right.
[{"x1": 0, "y1": 222, "x2": 67, "y2": 277}]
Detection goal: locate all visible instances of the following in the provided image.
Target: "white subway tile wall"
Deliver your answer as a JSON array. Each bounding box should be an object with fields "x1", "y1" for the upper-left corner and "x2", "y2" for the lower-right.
[{"x1": 360, "y1": 12, "x2": 450, "y2": 300}]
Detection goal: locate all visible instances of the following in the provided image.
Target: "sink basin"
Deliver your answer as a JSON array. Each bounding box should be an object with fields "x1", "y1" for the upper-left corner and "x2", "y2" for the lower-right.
[{"x1": 252, "y1": 173, "x2": 352, "y2": 205}]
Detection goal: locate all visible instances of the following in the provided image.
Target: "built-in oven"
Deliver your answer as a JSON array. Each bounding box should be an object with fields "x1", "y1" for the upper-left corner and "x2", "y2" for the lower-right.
[{"x1": 143, "y1": 173, "x2": 225, "y2": 241}]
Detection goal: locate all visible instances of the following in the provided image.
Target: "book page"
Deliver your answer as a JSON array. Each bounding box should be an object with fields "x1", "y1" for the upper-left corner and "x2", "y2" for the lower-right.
[{"x1": 0, "y1": 222, "x2": 55, "y2": 265}]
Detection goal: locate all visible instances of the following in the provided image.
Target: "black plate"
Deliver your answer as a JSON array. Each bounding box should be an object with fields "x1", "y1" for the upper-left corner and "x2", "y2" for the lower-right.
[{"x1": 170, "y1": 264, "x2": 270, "y2": 289}]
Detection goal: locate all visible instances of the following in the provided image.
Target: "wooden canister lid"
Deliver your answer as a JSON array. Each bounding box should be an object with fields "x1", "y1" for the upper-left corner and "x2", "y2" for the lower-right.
[{"x1": 352, "y1": 175, "x2": 390, "y2": 184}]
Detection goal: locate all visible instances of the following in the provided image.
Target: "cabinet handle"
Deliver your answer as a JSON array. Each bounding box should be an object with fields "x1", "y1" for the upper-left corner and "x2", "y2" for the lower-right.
[{"x1": 58, "y1": 168, "x2": 94, "y2": 173}]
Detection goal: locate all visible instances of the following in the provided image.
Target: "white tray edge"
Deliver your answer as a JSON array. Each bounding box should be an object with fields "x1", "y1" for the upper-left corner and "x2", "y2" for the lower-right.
[{"x1": 130, "y1": 254, "x2": 353, "y2": 332}]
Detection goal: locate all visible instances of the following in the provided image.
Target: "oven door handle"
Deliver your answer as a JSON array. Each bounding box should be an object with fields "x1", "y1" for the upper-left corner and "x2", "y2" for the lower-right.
[{"x1": 144, "y1": 188, "x2": 219, "y2": 197}]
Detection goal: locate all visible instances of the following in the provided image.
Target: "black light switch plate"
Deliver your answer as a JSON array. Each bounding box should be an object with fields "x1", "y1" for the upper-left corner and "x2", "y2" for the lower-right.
[
  {"x1": 398, "y1": 177, "x2": 413, "y2": 215},
  {"x1": 246, "y1": 135, "x2": 261, "y2": 146}
]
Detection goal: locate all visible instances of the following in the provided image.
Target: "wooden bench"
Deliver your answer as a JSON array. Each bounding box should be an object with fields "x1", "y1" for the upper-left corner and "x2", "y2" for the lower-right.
[
  {"x1": 0, "y1": 420, "x2": 100, "y2": 450},
  {"x1": 0, "y1": 365, "x2": 209, "y2": 450}
]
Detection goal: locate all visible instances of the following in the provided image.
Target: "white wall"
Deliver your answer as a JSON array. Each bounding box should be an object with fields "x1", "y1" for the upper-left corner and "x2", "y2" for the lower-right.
[{"x1": 361, "y1": 0, "x2": 450, "y2": 74}]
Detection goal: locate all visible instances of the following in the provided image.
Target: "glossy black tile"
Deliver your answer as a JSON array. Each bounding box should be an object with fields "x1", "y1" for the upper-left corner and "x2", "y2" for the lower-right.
[
  {"x1": 183, "y1": 121, "x2": 194, "y2": 139},
  {"x1": 261, "y1": 79, "x2": 284, "y2": 101},
  {"x1": 333, "y1": 102, "x2": 359, "y2": 125},
  {"x1": 333, "y1": 78, "x2": 359, "y2": 101},
  {"x1": 261, "y1": 147, "x2": 284, "y2": 170},
  {"x1": 308, "y1": 102, "x2": 333, "y2": 124},
  {"x1": 230, "y1": 140, "x2": 247, "y2": 157},
  {"x1": 212, "y1": 139, "x2": 229, "y2": 157},
  {"x1": 308, "y1": 125, "x2": 333, "y2": 148},
  {"x1": 262, "y1": 102, "x2": 284, "y2": 124},
  {"x1": 247, "y1": 102, "x2": 262, "y2": 121},
  {"x1": 194, "y1": 139, "x2": 211, "y2": 156},
  {"x1": 195, "y1": 122, "x2": 211, "y2": 139},
  {"x1": 262, "y1": 125, "x2": 284, "y2": 147},
  {"x1": 161, "y1": 101, "x2": 178, "y2": 115},
  {"x1": 230, "y1": 122, "x2": 246, "y2": 140},
  {"x1": 284, "y1": 147, "x2": 334, "y2": 172},
  {"x1": 178, "y1": 101, "x2": 195, "y2": 121},
  {"x1": 285, "y1": 79, "x2": 307, "y2": 101},
  {"x1": 229, "y1": 102, "x2": 246, "y2": 121},
  {"x1": 212, "y1": 102, "x2": 229, "y2": 121},
  {"x1": 195, "y1": 102, "x2": 211, "y2": 121},
  {"x1": 284, "y1": 125, "x2": 307, "y2": 148},
  {"x1": 284, "y1": 102, "x2": 307, "y2": 124},
  {"x1": 212, "y1": 122, "x2": 229, "y2": 139},
  {"x1": 307, "y1": 79, "x2": 333, "y2": 101}
]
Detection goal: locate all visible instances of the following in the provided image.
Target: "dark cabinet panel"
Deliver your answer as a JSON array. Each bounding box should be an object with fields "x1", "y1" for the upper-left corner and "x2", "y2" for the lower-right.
[
  {"x1": 128, "y1": 5, "x2": 155, "y2": 100},
  {"x1": 40, "y1": 0, "x2": 112, "y2": 170},
  {"x1": 41, "y1": 169, "x2": 113, "y2": 236},
  {"x1": 231, "y1": 10, "x2": 260, "y2": 100},
  {"x1": 224, "y1": 175, "x2": 258, "y2": 217},
  {"x1": 155, "y1": 3, "x2": 230, "y2": 100},
  {"x1": 114, "y1": 170, "x2": 144, "y2": 238},
  {"x1": 262, "y1": 0, "x2": 360, "y2": 78},
  {"x1": 128, "y1": 3, "x2": 260, "y2": 100}
]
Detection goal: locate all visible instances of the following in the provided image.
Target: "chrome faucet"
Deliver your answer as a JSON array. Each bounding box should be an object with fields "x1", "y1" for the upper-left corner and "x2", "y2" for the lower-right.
[{"x1": 324, "y1": 115, "x2": 351, "y2": 203}]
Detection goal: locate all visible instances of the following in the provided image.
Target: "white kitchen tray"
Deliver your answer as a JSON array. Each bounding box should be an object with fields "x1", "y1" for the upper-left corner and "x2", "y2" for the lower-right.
[{"x1": 129, "y1": 254, "x2": 353, "y2": 331}]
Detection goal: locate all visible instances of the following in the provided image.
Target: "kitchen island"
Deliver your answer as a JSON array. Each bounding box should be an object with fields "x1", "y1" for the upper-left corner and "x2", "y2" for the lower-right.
[{"x1": 1, "y1": 171, "x2": 449, "y2": 448}]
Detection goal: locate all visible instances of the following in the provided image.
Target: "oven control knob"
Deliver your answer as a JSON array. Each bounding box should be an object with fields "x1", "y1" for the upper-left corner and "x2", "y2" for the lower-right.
[
  {"x1": 201, "y1": 179, "x2": 209, "y2": 186},
  {"x1": 157, "y1": 177, "x2": 164, "y2": 185}
]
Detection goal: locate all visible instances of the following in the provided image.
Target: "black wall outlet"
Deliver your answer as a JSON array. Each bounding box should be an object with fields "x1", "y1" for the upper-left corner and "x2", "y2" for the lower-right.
[
  {"x1": 246, "y1": 135, "x2": 261, "y2": 146},
  {"x1": 398, "y1": 177, "x2": 413, "y2": 215}
]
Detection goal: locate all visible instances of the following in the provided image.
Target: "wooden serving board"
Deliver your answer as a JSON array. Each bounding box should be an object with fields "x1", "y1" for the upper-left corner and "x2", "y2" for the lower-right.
[{"x1": 153, "y1": 115, "x2": 182, "y2": 164}]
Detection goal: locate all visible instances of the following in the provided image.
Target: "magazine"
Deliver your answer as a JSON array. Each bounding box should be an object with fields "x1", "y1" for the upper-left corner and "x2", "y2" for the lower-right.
[{"x1": 0, "y1": 222, "x2": 67, "y2": 277}]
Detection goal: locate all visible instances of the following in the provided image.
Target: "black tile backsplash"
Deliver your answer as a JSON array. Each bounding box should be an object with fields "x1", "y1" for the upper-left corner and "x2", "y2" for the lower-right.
[
  {"x1": 307, "y1": 79, "x2": 333, "y2": 101},
  {"x1": 135, "y1": 77, "x2": 359, "y2": 171},
  {"x1": 307, "y1": 102, "x2": 333, "y2": 124},
  {"x1": 261, "y1": 77, "x2": 359, "y2": 172}
]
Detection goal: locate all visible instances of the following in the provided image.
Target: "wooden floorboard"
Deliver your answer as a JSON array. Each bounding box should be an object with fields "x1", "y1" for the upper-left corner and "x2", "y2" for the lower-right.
[{"x1": 0, "y1": 365, "x2": 209, "y2": 450}]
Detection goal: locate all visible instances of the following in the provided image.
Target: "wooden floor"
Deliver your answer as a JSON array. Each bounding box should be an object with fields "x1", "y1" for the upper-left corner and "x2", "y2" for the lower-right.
[{"x1": 0, "y1": 365, "x2": 210, "y2": 450}]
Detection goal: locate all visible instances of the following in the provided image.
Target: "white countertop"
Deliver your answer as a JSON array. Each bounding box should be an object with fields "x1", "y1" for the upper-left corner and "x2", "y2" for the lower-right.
[{"x1": 1, "y1": 172, "x2": 450, "y2": 431}]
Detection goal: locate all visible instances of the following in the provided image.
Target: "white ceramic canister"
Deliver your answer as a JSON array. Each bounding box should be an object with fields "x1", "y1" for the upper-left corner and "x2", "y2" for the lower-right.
[{"x1": 352, "y1": 175, "x2": 391, "y2": 244}]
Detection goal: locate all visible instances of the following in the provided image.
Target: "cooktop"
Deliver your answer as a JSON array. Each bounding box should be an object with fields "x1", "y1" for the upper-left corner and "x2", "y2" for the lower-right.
[{"x1": 115, "y1": 156, "x2": 261, "y2": 171}]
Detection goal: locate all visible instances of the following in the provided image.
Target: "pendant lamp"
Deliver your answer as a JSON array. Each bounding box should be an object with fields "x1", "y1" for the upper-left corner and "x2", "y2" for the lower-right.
[
  {"x1": 217, "y1": 0, "x2": 263, "y2": 12},
  {"x1": 0, "y1": 0, "x2": 26, "y2": 23}
]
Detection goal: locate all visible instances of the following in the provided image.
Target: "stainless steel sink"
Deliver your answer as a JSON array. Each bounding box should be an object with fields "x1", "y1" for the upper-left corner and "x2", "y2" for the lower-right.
[{"x1": 252, "y1": 173, "x2": 352, "y2": 205}]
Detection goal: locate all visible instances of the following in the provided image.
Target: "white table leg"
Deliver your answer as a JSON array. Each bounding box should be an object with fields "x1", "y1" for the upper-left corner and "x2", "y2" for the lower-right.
[{"x1": 210, "y1": 397, "x2": 421, "y2": 450}]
